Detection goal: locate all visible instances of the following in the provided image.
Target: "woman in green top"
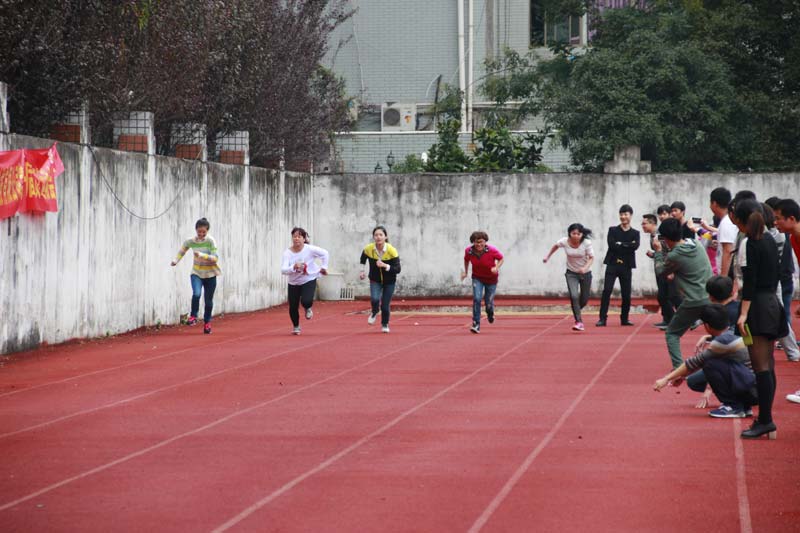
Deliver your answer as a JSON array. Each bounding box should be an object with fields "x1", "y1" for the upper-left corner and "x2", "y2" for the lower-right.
[{"x1": 171, "y1": 217, "x2": 221, "y2": 334}]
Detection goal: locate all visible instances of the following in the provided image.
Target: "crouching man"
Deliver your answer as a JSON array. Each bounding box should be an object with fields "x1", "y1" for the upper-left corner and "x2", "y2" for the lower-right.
[{"x1": 653, "y1": 304, "x2": 757, "y2": 418}]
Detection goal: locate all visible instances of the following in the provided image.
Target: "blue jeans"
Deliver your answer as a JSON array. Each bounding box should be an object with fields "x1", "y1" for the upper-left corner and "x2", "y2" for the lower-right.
[
  {"x1": 782, "y1": 280, "x2": 793, "y2": 326},
  {"x1": 370, "y1": 282, "x2": 396, "y2": 326},
  {"x1": 472, "y1": 279, "x2": 497, "y2": 325},
  {"x1": 190, "y1": 275, "x2": 217, "y2": 323}
]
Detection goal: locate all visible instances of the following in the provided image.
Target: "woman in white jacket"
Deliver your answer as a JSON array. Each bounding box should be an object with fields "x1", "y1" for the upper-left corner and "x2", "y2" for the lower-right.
[{"x1": 281, "y1": 227, "x2": 329, "y2": 335}]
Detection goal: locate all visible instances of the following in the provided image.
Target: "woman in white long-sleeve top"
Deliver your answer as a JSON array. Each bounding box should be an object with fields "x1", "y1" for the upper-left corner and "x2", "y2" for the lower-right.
[{"x1": 281, "y1": 227, "x2": 329, "y2": 335}]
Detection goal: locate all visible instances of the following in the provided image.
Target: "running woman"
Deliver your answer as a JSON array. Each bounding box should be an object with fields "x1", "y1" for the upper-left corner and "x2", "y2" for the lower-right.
[
  {"x1": 543, "y1": 223, "x2": 594, "y2": 331},
  {"x1": 281, "y1": 227, "x2": 329, "y2": 335},
  {"x1": 171, "y1": 217, "x2": 221, "y2": 334},
  {"x1": 360, "y1": 225, "x2": 401, "y2": 333},
  {"x1": 461, "y1": 231, "x2": 504, "y2": 334}
]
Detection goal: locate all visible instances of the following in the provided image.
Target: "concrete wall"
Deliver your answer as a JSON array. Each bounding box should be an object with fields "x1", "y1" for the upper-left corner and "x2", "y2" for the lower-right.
[
  {"x1": 4, "y1": 130, "x2": 798, "y2": 355},
  {"x1": 1, "y1": 135, "x2": 312, "y2": 354},
  {"x1": 312, "y1": 172, "x2": 800, "y2": 298}
]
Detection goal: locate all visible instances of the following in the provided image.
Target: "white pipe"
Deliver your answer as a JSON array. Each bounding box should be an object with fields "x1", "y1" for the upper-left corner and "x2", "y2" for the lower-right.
[
  {"x1": 457, "y1": 0, "x2": 466, "y2": 132},
  {"x1": 467, "y1": 0, "x2": 474, "y2": 132}
]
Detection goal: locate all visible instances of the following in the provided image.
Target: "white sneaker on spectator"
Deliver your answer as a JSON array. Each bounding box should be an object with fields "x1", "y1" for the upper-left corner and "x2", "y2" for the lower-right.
[
  {"x1": 787, "y1": 390, "x2": 800, "y2": 404},
  {"x1": 368, "y1": 313, "x2": 377, "y2": 325}
]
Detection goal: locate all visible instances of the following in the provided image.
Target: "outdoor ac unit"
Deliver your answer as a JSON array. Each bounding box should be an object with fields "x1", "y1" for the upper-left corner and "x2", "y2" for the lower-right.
[{"x1": 381, "y1": 103, "x2": 416, "y2": 132}]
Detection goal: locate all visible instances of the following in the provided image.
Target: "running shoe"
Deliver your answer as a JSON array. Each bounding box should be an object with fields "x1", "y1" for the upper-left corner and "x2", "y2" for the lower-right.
[
  {"x1": 292, "y1": 326, "x2": 301, "y2": 335},
  {"x1": 487, "y1": 311, "x2": 495, "y2": 324},
  {"x1": 709, "y1": 405, "x2": 747, "y2": 418},
  {"x1": 305, "y1": 308, "x2": 313, "y2": 320},
  {"x1": 470, "y1": 323, "x2": 480, "y2": 334},
  {"x1": 381, "y1": 325, "x2": 390, "y2": 333},
  {"x1": 572, "y1": 321, "x2": 585, "y2": 331},
  {"x1": 186, "y1": 316, "x2": 198, "y2": 326},
  {"x1": 203, "y1": 323, "x2": 211, "y2": 335},
  {"x1": 367, "y1": 313, "x2": 377, "y2": 325},
  {"x1": 787, "y1": 390, "x2": 800, "y2": 404}
]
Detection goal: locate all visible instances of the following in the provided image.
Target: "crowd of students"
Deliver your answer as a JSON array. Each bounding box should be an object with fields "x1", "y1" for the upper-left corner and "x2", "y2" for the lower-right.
[{"x1": 170, "y1": 188, "x2": 800, "y2": 440}]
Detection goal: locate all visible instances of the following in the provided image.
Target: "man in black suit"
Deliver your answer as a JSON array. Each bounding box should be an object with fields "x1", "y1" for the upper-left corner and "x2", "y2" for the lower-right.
[{"x1": 597, "y1": 204, "x2": 641, "y2": 327}]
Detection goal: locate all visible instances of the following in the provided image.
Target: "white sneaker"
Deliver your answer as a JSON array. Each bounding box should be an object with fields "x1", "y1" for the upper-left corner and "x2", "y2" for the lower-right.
[
  {"x1": 787, "y1": 390, "x2": 800, "y2": 404},
  {"x1": 305, "y1": 308, "x2": 313, "y2": 320},
  {"x1": 292, "y1": 327, "x2": 301, "y2": 335},
  {"x1": 381, "y1": 325, "x2": 390, "y2": 333},
  {"x1": 367, "y1": 313, "x2": 377, "y2": 325}
]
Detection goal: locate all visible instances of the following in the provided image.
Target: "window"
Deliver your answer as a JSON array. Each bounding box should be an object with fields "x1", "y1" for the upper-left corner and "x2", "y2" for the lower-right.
[{"x1": 530, "y1": 1, "x2": 585, "y2": 47}]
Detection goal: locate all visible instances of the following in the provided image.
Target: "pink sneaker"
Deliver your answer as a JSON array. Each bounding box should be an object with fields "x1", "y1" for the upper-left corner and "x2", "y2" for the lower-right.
[{"x1": 572, "y1": 321, "x2": 585, "y2": 331}]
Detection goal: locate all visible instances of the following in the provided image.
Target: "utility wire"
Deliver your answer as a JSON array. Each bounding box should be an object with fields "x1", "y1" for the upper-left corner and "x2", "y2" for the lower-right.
[{"x1": 87, "y1": 144, "x2": 192, "y2": 221}]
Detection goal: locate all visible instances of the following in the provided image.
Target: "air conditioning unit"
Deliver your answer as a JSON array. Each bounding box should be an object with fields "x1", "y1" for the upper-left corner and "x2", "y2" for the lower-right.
[{"x1": 381, "y1": 102, "x2": 416, "y2": 132}]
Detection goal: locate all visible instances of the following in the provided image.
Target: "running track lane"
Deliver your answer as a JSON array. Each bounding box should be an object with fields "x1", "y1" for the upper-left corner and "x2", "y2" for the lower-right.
[{"x1": 1, "y1": 305, "x2": 799, "y2": 532}]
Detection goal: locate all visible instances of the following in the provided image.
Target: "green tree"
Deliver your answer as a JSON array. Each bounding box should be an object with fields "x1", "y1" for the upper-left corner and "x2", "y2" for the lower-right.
[
  {"x1": 425, "y1": 118, "x2": 471, "y2": 172},
  {"x1": 481, "y1": 2, "x2": 800, "y2": 171},
  {"x1": 471, "y1": 118, "x2": 544, "y2": 172}
]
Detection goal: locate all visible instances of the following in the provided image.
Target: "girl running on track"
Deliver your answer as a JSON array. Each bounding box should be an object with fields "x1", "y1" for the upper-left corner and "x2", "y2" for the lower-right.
[
  {"x1": 281, "y1": 227, "x2": 329, "y2": 335},
  {"x1": 543, "y1": 223, "x2": 595, "y2": 331},
  {"x1": 171, "y1": 217, "x2": 221, "y2": 334},
  {"x1": 461, "y1": 231, "x2": 504, "y2": 334},
  {"x1": 360, "y1": 225, "x2": 401, "y2": 333}
]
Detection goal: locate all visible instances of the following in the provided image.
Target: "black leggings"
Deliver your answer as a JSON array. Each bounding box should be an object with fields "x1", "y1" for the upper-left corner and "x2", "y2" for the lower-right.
[
  {"x1": 288, "y1": 279, "x2": 316, "y2": 327},
  {"x1": 749, "y1": 336, "x2": 776, "y2": 425}
]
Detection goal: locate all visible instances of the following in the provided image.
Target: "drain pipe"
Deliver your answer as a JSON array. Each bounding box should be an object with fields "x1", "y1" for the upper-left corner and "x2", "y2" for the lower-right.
[
  {"x1": 467, "y1": 0, "x2": 474, "y2": 132},
  {"x1": 457, "y1": 0, "x2": 467, "y2": 132}
]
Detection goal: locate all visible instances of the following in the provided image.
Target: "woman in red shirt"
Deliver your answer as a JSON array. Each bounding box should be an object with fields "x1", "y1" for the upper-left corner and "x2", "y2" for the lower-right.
[{"x1": 461, "y1": 231, "x2": 504, "y2": 333}]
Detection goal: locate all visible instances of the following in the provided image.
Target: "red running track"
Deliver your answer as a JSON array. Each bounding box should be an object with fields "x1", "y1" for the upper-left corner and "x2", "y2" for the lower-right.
[{"x1": 1, "y1": 300, "x2": 798, "y2": 532}]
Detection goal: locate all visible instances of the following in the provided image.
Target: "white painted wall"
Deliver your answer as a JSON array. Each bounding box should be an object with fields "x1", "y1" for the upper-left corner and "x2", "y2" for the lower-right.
[
  {"x1": 3, "y1": 129, "x2": 798, "y2": 355},
  {"x1": 1, "y1": 135, "x2": 312, "y2": 354},
  {"x1": 312, "y1": 172, "x2": 800, "y2": 298}
]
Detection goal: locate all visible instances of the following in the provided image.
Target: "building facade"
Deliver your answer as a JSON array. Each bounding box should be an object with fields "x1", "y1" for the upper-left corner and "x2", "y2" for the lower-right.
[{"x1": 323, "y1": 1, "x2": 637, "y2": 173}]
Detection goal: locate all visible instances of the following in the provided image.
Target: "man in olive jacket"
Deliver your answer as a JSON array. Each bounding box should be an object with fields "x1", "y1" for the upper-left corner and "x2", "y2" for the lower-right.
[{"x1": 653, "y1": 218, "x2": 713, "y2": 369}]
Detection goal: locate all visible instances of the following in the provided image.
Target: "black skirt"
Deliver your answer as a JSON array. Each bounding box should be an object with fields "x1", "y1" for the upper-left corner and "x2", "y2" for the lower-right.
[{"x1": 746, "y1": 291, "x2": 789, "y2": 340}]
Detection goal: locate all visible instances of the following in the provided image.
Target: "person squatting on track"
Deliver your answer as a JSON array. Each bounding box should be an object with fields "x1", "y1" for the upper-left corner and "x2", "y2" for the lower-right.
[
  {"x1": 770, "y1": 198, "x2": 800, "y2": 405},
  {"x1": 171, "y1": 217, "x2": 221, "y2": 335},
  {"x1": 653, "y1": 304, "x2": 757, "y2": 419},
  {"x1": 360, "y1": 225, "x2": 401, "y2": 333},
  {"x1": 597, "y1": 204, "x2": 640, "y2": 327},
  {"x1": 462, "y1": 231, "x2": 504, "y2": 334},
  {"x1": 543, "y1": 223, "x2": 595, "y2": 331},
  {"x1": 652, "y1": 218, "x2": 713, "y2": 369},
  {"x1": 733, "y1": 199, "x2": 787, "y2": 439},
  {"x1": 281, "y1": 227, "x2": 329, "y2": 335}
]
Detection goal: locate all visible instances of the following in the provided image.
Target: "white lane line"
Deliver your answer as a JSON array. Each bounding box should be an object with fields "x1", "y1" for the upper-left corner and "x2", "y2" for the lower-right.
[
  {"x1": 211, "y1": 317, "x2": 569, "y2": 533},
  {"x1": 468, "y1": 318, "x2": 649, "y2": 532},
  {"x1": 733, "y1": 419, "x2": 753, "y2": 533},
  {"x1": 0, "y1": 316, "x2": 342, "y2": 400},
  {"x1": 0, "y1": 322, "x2": 466, "y2": 513},
  {"x1": 0, "y1": 333, "x2": 349, "y2": 439}
]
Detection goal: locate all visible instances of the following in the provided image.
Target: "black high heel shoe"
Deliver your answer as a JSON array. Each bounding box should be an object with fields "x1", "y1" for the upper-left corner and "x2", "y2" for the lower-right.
[{"x1": 741, "y1": 421, "x2": 777, "y2": 440}]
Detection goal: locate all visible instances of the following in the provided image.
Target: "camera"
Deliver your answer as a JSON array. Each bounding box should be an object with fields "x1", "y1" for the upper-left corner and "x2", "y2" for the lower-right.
[{"x1": 691, "y1": 217, "x2": 702, "y2": 224}]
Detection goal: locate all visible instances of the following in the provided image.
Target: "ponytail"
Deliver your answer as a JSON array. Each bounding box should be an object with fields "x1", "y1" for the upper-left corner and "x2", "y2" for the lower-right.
[{"x1": 733, "y1": 199, "x2": 764, "y2": 240}]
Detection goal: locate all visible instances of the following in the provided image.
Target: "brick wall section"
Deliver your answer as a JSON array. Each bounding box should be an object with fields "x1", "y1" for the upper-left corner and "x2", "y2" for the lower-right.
[{"x1": 332, "y1": 132, "x2": 572, "y2": 172}]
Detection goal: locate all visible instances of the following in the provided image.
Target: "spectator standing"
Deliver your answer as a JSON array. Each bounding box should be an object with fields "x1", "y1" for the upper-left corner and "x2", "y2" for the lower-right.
[{"x1": 597, "y1": 204, "x2": 640, "y2": 327}]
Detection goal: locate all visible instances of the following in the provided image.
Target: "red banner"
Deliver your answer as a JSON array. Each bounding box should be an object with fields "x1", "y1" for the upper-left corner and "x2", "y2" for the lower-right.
[{"x1": 0, "y1": 144, "x2": 63, "y2": 219}]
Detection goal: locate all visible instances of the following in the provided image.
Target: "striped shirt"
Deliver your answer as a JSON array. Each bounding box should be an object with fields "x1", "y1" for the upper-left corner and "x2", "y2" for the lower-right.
[
  {"x1": 684, "y1": 330, "x2": 751, "y2": 373},
  {"x1": 174, "y1": 236, "x2": 221, "y2": 278}
]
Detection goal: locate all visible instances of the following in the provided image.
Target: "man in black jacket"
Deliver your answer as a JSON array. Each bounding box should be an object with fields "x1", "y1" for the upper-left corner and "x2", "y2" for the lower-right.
[{"x1": 597, "y1": 204, "x2": 641, "y2": 326}]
